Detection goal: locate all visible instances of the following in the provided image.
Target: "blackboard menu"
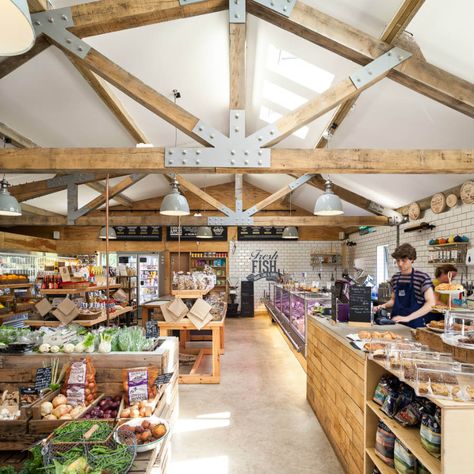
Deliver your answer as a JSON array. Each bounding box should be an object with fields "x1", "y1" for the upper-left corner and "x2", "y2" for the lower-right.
[
  {"x1": 113, "y1": 226, "x2": 162, "y2": 241},
  {"x1": 166, "y1": 226, "x2": 227, "y2": 241},
  {"x1": 349, "y1": 286, "x2": 372, "y2": 323},
  {"x1": 238, "y1": 226, "x2": 298, "y2": 241},
  {"x1": 35, "y1": 367, "x2": 52, "y2": 391},
  {"x1": 145, "y1": 320, "x2": 160, "y2": 339},
  {"x1": 155, "y1": 372, "x2": 174, "y2": 386}
]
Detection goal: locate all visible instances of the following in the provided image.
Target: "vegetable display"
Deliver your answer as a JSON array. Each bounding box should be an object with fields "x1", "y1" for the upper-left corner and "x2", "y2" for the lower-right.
[
  {"x1": 52, "y1": 420, "x2": 113, "y2": 443},
  {"x1": 61, "y1": 358, "x2": 97, "y2": 406},
  {"x1": 82, "y1": 396, "x2": 121, "y2": 420},
  {"x1": 118, "y1": 418, "x2": 167, "y2": 446}
]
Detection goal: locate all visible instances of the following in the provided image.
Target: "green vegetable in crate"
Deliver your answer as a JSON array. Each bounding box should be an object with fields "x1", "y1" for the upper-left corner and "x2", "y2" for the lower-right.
[
  {"x1": 88, "y1": 444, "x2": 134, "y2": 473},
  {"x1": 52, "y1": 421, "x2": 113, "y2": 443},
  {"x1": 52, "y1": 457, "x2": 100, "y2": 474}
]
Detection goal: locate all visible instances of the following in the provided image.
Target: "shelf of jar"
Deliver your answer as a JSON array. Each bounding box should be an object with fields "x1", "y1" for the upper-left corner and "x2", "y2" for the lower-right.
[{"x1": 428, "y1": 243, "x2": 470, "y2": 249}]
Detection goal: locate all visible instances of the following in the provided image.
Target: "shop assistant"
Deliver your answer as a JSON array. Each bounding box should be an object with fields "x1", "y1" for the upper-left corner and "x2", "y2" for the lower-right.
[{"x1": 373, "y1": 243, "x2": 435, "y2": 328}]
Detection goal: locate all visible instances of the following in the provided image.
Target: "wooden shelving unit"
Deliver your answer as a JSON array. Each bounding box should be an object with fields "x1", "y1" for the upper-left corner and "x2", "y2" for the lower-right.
[
  {"x1": 0, "y1": 282, "x2": 37, "y2": 326},
  {"x1": 39, "y1": 284, "x2": 122, "y2": 295},
  {"x1": 365, "y1": 447, "x2": 396, "y2": 474},
  {"x1": 189, "y1": 252, "x2": 228, "y2": 293}
]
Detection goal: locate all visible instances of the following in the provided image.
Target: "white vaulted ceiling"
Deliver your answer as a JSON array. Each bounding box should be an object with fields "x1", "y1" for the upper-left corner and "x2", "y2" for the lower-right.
[{"x1": 0, "y1": 0, "x2": 473, "y2": 216}]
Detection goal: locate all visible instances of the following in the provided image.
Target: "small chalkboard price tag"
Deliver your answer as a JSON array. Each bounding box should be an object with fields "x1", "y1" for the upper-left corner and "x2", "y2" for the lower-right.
[
  {"x1": 20, "y1": 387, "x2": 38, "y2": 396},
  {"x1": 34, "y1": 367, "x2": 52, "y2": 392},
  {"x1": 349, "y1": 286, "x2": 372, "y2": 323},
  {"x1": 155, "y1": 372, "x2": 174, "y2": 386},
  {"x1": 145, "y1": 320, "x2": 159, "y2": 339}
]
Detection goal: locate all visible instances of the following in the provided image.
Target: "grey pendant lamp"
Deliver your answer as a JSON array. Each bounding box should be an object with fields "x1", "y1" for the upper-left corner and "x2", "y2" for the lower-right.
[
  {"x1": 99, "y1": 226, "x2": 117, "y2": 240},
  {"x1": 0, "y1": 177, "x2": 22, "y2": 216},
  {"x1": 314, "y1": 179, "x2": 344, "y2": 216},
  {"x1": 0, "y1": 0, "x2": 35, "y2": 56},
  {"x1": 160, "y1": 178, "x2": 190, "y2": 216},
  {"x1": 282, "y1": 189, "x2": 298, "y2": 239},
  {"x1": 197, "y1": 226, "x2": 213, "y2": 239}
]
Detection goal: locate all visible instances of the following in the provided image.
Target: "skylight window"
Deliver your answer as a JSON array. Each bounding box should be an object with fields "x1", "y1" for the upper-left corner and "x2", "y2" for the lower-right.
[
  {"x1": 266, "y1": 44, "x2": 335, "y2": 93},
  {"x1": 262, "y1": 80, "x2": 306, "y2": 110},
  {"x1": 259, "y1": 106, "x2": 309, "y2": 139}
]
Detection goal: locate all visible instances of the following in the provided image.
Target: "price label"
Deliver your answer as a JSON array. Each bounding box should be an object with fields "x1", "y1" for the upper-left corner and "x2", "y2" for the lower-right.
[
  {"x1": 34, "y1": 367, "x2": 52, "y2": 392},
  {"x1": 155, "y1": 372, "x2": 174, "y2": 386},
  {"x1": 20, "y1": 387, "x2": 38, "y2": 396},
  {"x1": 145, "y1": 320, "x2": 160, "y2": 339}
]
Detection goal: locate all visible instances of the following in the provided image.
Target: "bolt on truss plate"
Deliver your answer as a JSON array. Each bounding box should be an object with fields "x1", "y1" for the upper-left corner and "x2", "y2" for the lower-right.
[
  {"x1": 31, "y1": 7, "x2": 91, "y2": 59},
  {"x1": 350, "y1": 47, "x2": 412, "y2": 89},
  {"x1": 208, "y1": 215, "x2": 254, "y2": 226},
  {"x1": 288, "y1": 173, "x2": 314, "y2": 191},
  {"x1": 165, "y1": 147, "x2": 271, "y2": 168},
  {"x1": 229, "y1": 0, "x2": 245, "y2": 23},
  {"x1": 229, "y1": 110, "x2": 246, "y2": 140},
  {"x1": 245, "y1": 123, "x2": 280, "y2": 148},
  {"x1": 252, "y1": 0, "x2": 297, "y2": 17},
  {"x1": 192, "y1": 120, "x2": 229, "y2": 149}
]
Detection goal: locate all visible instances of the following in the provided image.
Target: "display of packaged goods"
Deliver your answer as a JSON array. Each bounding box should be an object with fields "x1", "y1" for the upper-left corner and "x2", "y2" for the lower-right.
[
  {"x1": 361, "y1": 339, "x2": 416, "y2": 362},
  {"x1": 385, "y1": 344, "x2": 432, "y2": 372},
  {"x1": 442, "y1": 312, "x2": 474, "y2": 348},
  {"x1": 172, "y1": 271, "x2": 216, "y2": 291},
  {"x1": 416, "y1": 361, "x2": 474, "y2": 401},
  {"x1": 397, "y1": 351, "x2": 453, "y2": 382}
]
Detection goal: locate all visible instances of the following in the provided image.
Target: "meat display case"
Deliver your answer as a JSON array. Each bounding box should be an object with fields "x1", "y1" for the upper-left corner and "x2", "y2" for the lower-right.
[{"x1": 267, "y1": 284, "x2": 332, "y2": 355}]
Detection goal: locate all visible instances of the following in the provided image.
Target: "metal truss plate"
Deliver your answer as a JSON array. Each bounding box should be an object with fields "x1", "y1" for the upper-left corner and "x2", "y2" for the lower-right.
[
  {"x1": 288, "y1": 173, "x2": 314, "y2": 190},
  {"x1": 31, "y1": 7, "x2": 91, "y2": 59},
  {"x1": 229, "y1": 110, "x2": 245, "y2": 139},
  {"x1": 350, "y1": 47, "x2": 412, "y2": 89},
  {"x1": 229, "y1": 0, "x2": 245, "y2": 23},
  {"x1": 208, "y1": 215, "x2": 254, "y2": 226},
  {"x1": 245, "y1": 123, "x2": 280, "y2": 148},
  {"x1": 179, "y1": 0, "x2": 208, "y2": 5},
  {"x1": 165, "y1": 147, "x2": 271, "y2": 168},
  {"x1": 252, "y1": 0, "x2": 297, "y2": 18},
  {"x1": 192, "y1": 121, "x2": 229, "y2": 148},
  {"x1": 48, "y1": 173, "x2": 96, "y2": 188}
]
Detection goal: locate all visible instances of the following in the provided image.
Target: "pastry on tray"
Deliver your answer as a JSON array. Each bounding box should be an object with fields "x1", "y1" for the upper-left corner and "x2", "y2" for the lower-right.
[
  {"x1": 466, "y1": 386, "x2": 474, "y2": 400},
  {"x1": 431, "y1": 383, "x2": 449, "y2": 396},
  {"x1": 435, "y1": 283, "x2": 464, "y2": 291},
  {"x1": 358, "y1": 331, "x2": 402, "y2": 340},
  {"x1": 418, "y1": 382, "x2": 430, "y2": 395}
]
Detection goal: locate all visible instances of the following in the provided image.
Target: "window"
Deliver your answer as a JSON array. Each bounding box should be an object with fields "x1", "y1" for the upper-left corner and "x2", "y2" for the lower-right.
[{"x1": 376, "y1": 245, "x2": 389, "y2": 286}]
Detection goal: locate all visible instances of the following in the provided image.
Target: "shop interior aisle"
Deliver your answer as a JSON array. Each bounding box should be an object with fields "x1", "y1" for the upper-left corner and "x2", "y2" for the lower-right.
[{"x1": 168, "y1": 316, "x2": 343, "y2": 474}]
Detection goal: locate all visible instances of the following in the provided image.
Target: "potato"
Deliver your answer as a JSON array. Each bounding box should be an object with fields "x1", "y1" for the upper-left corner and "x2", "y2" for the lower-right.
[
  {"x1": 152, "y1": 424, "x2": 167, "y2": 439},
  {"x1": 120, "y1": 408, "x2": 131, "y2": 418}
]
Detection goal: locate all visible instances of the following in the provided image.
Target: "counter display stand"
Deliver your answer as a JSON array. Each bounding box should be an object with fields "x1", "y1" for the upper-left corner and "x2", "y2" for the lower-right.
[{"x1": 0, "y1": 337, "x2": 179, "y2": 473}]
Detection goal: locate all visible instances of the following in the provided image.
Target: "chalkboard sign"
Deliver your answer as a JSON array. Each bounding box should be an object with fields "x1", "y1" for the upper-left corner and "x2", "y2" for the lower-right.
[
  {"x1": 145, "y1": 320, "x2": 159, "y2": 339},
  {"x1": 166, "y1": 226, "x2": 227, "y2": 241},
  {"x1": 238, "y1": 226, "x2": 297, "y2": 241},
  {"x1": 20, "y1": 387, "x2": 38, "y2": 396},
  {"x1": 113, "y1": 226, "x2": 162, "y2": 241},
  {"x1": 155, "y1": 372, "x2": 174, "y2": 386},
  {"x1": 35, "y1": 367, "x2": 52, "y2": 392},
  {"x1": 349, "y1": 286, "x2": 372, "y2": 323},
  {"x1": 331, "y1": 287, "x2": 337, "y2": 322}
]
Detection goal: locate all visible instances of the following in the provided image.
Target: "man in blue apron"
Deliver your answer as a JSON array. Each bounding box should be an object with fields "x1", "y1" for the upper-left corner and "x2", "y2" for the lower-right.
[{"x1": 373, "y1": 243, "x2": 435, "y2": 328}]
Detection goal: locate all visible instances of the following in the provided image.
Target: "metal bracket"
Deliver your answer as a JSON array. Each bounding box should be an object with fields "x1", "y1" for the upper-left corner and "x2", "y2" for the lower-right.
[
  {"x1": 47, "y1": 173, "x2": 97, "y2": 188},
  {"x1": 350, "y1": 47, "x2": 412, "y2": 89},
  {"x1": 252, "y1": 0, "x2": 297, "y2": 17},
  {"x1": 66, "y1": 183, "x2": 78, "y2": 225},
  {"x1": 229, "y1": 0, "x2": 245, "y2": 23},
  {"x1": 288, "y1": 173, "x2": 313, "y2": 191},
  {"x1": 31, "y1": 7, "x2": 91, "y2": 59},
  {"x1": 208, "y1": 214, "x2": 254, "y2": 226},
  {"x1": 179, "y1": 0, "x2": 208, "y2": 5}
]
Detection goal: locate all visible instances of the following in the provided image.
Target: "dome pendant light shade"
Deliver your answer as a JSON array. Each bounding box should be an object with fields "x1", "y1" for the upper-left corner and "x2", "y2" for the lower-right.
[
  {"x1": 99, "y1": 226, "x2": 117, "y2": 240},
  {"x1": 197, "y1": 226, "x2": 213, "y2": 239},
  {"x1": 282, "y1": 226, "x2": 299, "y2": 239},
  {"x1": 314, "y1": 180, "x2": 344, "y2": 216},
  {"x1": 160, "y1": 179, "x2": 190, "y2": 216},
  {"x1": 0, "y1": 178, "x2": 22, "y2": 216},
  {"x1": 0, "y1": 0, "x2": 35, "y2": 56}
]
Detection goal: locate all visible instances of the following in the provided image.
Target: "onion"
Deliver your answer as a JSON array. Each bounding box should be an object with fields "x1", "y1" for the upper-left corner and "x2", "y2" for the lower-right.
[
  {"x1": 52, "y1": 405, "x2": 70, "y2": 418},
  {"x1": 52, "y1": 394, "x2": 67, "y2": 408},
  {"x1": 40, "y1": 401, "x2": 53, "y2": 417}
]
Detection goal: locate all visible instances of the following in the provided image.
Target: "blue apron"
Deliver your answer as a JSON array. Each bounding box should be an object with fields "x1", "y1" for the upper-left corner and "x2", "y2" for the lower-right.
[{"x1": 392, "y1": 270, "x2": 426, "y2": 328}]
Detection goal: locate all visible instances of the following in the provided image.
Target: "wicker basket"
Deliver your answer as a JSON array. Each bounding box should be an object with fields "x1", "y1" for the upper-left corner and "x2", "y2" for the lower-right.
[{"x1": 61, "y1": 281, "x2": 90, "y2": 290}]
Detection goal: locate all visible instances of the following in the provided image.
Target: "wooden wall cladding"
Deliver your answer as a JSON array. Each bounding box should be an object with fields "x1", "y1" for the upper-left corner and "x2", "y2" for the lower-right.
[
  {"x1": 307, "y1": 319, "x2": 365, "y2": 474},
  {"x1": 0, "y1": 231, "x2": 57, "y2": 253}
]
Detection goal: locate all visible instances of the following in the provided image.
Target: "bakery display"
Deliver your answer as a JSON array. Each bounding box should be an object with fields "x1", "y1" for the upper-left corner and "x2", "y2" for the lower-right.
[
  {"x1": 358, "y1": 331, "x2": 402, "y2": 341},
  {"x1": 435, "y1": 283, "x2": 464, "y2": 292}
]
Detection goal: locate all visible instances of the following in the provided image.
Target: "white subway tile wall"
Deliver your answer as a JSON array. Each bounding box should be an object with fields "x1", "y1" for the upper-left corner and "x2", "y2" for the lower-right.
[{"x1": 229, "y1": 241, "x2": 341, "y2": 311}]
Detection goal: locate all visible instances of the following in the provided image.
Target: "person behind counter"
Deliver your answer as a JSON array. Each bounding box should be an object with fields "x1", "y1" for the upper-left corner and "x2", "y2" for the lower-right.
[
  {"x1": 373, "y1": 243, "x2": 435, "y2": 328},
  {"x1": 433, "y1": 264, "x2": 458, "y2": 307}
]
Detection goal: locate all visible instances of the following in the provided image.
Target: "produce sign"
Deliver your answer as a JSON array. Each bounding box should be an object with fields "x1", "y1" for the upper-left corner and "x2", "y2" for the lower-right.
[
  {"x1": 155, "y1": 372, "x2": 174, "y2": 386},
  {"x1": 145, "y1": 320, "x2": 160, "y2": 339},
  {"x1": 238, "y1": 226, "x2": 293, "y2": 241},
  {"x1": 113, "y1": 226, "x2": 162, "y2": 241},
  {"x1": 166, "y1": 226, "x2": 227, "y2": 241},
  {"x1": 34, "y1": 367, "x2": 52, "y2": 391}
]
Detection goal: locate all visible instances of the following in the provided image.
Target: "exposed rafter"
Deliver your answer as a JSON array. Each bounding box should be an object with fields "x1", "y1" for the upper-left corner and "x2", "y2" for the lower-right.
[
  {"x1": 27, "y1": 0, "x2": 47, "y2": 13},
  {"x1": 86, "y1": 182, "x2": 134, "y2": 208},
  {"x1": 1, "y1": 148, "x2": 472, "y2": 174},
  {"x1": 229, "y1": 23, "x2": 246, "y2": 110},
  {"x1": 0, "y1": 122, "x2": 38, "y2": 148},
  {"x1": 247, "y1": 0, "x2": 474, "y2": 117}
]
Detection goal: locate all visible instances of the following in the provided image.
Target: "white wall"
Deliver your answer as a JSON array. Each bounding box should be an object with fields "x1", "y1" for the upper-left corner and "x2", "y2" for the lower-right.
[
  {"x1": 229, "y1": 241, "x2": 341, "y2": 311},
  {"x1": 351, "y1": 201, "x2": 474, "y2": 281}
]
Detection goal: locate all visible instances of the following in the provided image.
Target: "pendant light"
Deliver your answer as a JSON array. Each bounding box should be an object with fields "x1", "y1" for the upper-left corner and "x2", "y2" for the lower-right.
[
  {"x1": 99, "y1": 226, "x2": 117, "y2": 240},
  {"x1": 0, "y1": 176, "x2": 22, "y2": 216},
  {"x1": 0, "y1": 0, "x2": 36, "y2": 56},
  {"x1": 197, "y1": 226, "x2": 213, "y2": 239},
  {"x1": 282, "y1": 189, "x2": 298, "y2": 239},
  {"x1": 313, "y1": 179, "x2": 344, "y2": 216},
  {"x1": 160, "y1": 178, "x2": 190, "y2": 216}
]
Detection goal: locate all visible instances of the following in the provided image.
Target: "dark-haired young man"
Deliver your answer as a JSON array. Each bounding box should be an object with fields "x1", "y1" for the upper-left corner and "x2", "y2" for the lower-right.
[{"x1": 373, "y1": 243, "x2": 435, "y2": 328}]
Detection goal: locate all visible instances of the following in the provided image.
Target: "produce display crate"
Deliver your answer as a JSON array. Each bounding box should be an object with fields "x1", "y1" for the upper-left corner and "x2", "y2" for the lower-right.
[
  {"x1": 80, "y1": 395, "x2": 121, "y2": 422},
  {"x1": 46, "y1": 420, "x2": 116, "y2": 449}
]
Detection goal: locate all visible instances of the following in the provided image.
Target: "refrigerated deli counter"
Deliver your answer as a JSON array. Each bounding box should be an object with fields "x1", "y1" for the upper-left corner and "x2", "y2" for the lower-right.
[{"x1": 264, "y1": 284, "x2": 331, "y2": 355}]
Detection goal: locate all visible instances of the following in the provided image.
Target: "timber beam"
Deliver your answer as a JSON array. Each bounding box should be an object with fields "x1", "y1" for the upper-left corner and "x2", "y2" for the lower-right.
[{"x1": 0, "y1": 148, "x2": 472, "y2": 174}]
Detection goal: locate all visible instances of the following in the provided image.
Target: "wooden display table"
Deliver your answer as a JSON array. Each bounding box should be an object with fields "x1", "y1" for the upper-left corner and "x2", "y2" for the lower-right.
[
  {"x1": 141, "y1": 300, "x2": 171, "y2": 327},
  {"x1": 25, "y1": 306, "x2": 134, "y2": 327},
  {"x1": 306, "y1": 317, "x2": 474, "y2": 474},
  {"x1": 159, "y1": 317, "x2": 225, "y2": 384}
]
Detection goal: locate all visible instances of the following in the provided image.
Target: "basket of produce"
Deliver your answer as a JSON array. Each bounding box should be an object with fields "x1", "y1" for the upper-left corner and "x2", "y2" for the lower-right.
[
  {"x1": 81, "y1": 395, "x2": 122, "y2": 420},
  {"x1": 48, "y1": 420, "x2": 115, "y2": 447},
  {"x1": 116, "y1": 416, "x2": 169, "y2": 453}
]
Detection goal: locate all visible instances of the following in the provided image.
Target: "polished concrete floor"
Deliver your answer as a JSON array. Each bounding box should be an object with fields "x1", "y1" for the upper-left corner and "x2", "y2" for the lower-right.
[{"x1": 167, "y1": 316, "x2": 343, "y2": 474}]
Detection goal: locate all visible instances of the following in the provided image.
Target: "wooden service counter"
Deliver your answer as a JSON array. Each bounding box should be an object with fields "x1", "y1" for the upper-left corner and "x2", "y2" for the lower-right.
[
  {"x1": 0, "y1": 338, "x2": 179, "y2": 473},
  {"x1": 307, "y1": 317, "x2": 474, "y2": 474}
]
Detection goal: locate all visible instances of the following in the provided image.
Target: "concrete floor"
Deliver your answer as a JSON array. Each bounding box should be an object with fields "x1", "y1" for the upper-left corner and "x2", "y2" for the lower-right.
[{"x1": 168, "y1": 316, "x2": 343, "y2": 474}]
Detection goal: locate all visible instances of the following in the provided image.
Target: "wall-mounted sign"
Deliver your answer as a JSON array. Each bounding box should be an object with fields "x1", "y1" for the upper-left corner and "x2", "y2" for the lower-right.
[
  {"x1": 113, "y1": 226, "x2": 162, "y2": 241},
  {"x1": 246, "y1": 250, "x2": 281, "y2": 282},
  {"x1": 238, "y1": 226, "x2": 297, "y2": 241},
  {"x1": 166, "y1": 226, "x2": 227, "y2": 241}
]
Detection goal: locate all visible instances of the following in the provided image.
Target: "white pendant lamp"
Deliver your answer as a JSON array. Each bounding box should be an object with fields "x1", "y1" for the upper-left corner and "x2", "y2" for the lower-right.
[
  {"x1": 99, "y1": 226, "x2": 117, "y2": 240},
  {"x1": 282, "y1": 226, "x2": 299, "y2": 239},
  {"x1": 0, "y1": 177, "x2": 22, "y2": 216},
  {"x1": 314, "y1": 180, "x2": 344, "y2": 216},
  {"x1": 0, "y1": 0, "x2": 36, "y2": 56},
  {"x1": 160, "y1": 179, "x2": 190, "y2": 216},
  {"x1": 197, "y1": 226, "x2": 213, "y2": 239}
]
